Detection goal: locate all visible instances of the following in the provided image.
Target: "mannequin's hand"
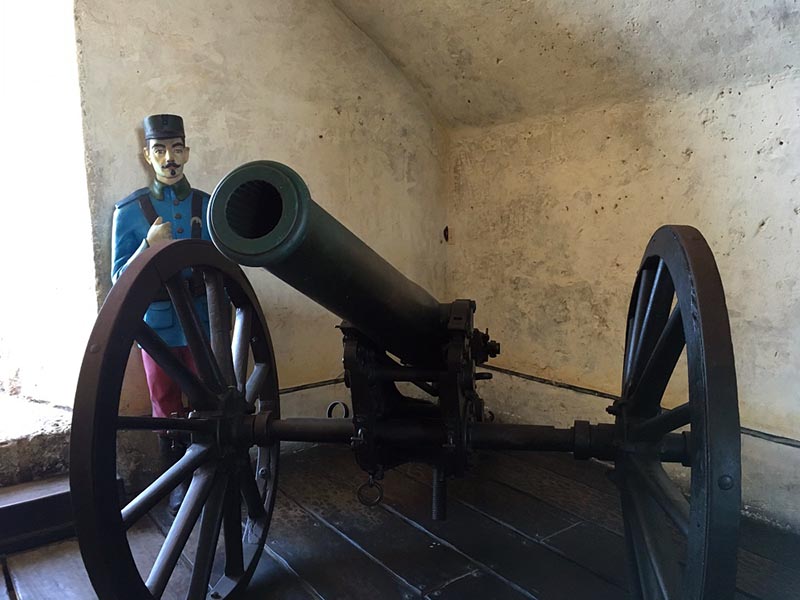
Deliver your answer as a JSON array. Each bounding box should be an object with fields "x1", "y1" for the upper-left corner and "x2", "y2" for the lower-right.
[{"x1": 146, "y1": 216, "x2": 172, "y2": 245}]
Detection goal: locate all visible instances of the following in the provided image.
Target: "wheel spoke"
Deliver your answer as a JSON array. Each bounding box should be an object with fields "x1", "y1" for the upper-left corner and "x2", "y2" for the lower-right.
[
  {"x1": 165, "y1": 276, "x2": 227, "y2": 394},
  {"x1": 146, "y1": 464, "x2": 217, "y2": 597},
  {"x1": 630, "y1": 307, "x2": 685, "y2": 417},
  {"x1": 629, "y1": 456, "x2": 690, "y2": 536},
  {"x1": 626, "y1": 472, "x2": 684, "y2": 600},
  {"x1": 222, "y1": 467, "x2": 244, "y2": 577},
  {"x1": 186, "y1": 471, "x2": 228, "y2": 600},
  {"x1": 245, "y1": 363, "x2": 269, "y2": 406},
  {"x1": 628, "y1": 260, "x2": 674, "y2": 395},
  {"x1": 631, "y1": 402, "x2": 691, "y2": 442},
  {"x1": 239, "y1": 456, "x2": 266, "y2": 519},
  {"x1": 135, "y1": 323, "x2": 218, "y2": 411},
  {"x1": 122, "y1": 444, "x2": 212, "y2": 530},
  {"x1": 205, "y1": 270, "x2": 236, "y2": 388},
  {"x1": 624, "y1": 269, "x2": 655, "y2": 386},
  {"x1": 232, "y1": 306, "x2": 253, "y2": 393},
  {"x1": 620, "y1": 486, "x2": 659, "y2": 600}
]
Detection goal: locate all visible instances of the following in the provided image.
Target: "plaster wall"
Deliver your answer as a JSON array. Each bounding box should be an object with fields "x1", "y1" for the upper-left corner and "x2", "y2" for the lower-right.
[
  {"x1": 445, "y1": 79, "x2": 800, "y2": 441},
  {"x1": 331, "y1": 0, "x2": 798, "y2": 128},
  {"x1": 332, "y1": 0, "x2": 800, "y2": 529},
  {"x1": 444, "y1": 81, "x2": 800, "y2": 527},
  {"x1": 75, "y1": 0, "x2": 447, "y2": 397}
]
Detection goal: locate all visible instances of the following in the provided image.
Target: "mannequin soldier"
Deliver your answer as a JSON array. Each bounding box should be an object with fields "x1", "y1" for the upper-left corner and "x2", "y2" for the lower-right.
[{"x1": 111, "y1": 114, "x2": 211, "y2": 516}]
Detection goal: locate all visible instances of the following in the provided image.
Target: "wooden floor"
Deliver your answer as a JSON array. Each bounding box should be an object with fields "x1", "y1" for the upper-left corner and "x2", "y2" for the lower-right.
[{"x1": 4, "y1": 444, "x2": 800, "y2": 599}]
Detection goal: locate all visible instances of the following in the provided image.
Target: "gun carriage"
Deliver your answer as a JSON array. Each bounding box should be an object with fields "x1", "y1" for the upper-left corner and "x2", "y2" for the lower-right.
[{"x1": 71, "y1": 161, "x2": 741, "y2": 599}]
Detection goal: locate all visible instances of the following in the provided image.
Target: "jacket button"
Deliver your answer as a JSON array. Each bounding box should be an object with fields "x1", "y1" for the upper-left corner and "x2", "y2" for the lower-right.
[
  {"x1": 175, "y1": 213, "x2": 182, "y2": 219},
  {"x1": 173, "y1": 200, "x2": 180, "y2": 206},
  {"x1": 176, "y1": 227, "x2": 184, "y2": 234}
]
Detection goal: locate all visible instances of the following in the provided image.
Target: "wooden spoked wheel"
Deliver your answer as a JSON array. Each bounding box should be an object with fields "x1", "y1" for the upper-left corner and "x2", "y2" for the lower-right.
[
  {"x1": 70, "y1": 240, "x2": 280, "y2": 600},
  {"x1": 614, "y1": 225, "x2": 741, "y2": 600}
]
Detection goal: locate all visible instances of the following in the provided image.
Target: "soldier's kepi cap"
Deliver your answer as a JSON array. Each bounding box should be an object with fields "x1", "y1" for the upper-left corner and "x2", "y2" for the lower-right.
[{"x1": 143, "y1": 114, "x2": 185, "y2": 140}]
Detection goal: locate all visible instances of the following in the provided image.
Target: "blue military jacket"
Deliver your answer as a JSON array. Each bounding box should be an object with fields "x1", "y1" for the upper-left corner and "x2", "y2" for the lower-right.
[{"x1": 111, "y1": 177, "x2": 211, "y2": 347}]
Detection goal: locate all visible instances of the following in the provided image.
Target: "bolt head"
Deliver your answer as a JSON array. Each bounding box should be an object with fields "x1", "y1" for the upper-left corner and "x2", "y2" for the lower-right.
[{"x1": 718, "y1": 475, "x2": 734, "y2": 490}]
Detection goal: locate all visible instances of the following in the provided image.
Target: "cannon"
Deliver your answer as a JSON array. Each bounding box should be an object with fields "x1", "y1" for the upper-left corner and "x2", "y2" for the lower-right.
[{"x1": 71, "y1": 161, "x2": 741, "y2": 599}]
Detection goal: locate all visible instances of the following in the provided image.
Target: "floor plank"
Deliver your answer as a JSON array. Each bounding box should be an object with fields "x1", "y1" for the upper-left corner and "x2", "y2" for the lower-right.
[
  {"x1": 290, "y1": 447, "x2": 626, "y2": 600},
  {"x1": 241, "y1": 548, "x2": 321, "y2": 600},
  {"x1": 543, "y1": 521, "x2": 628, "y2": 590},
  {"x1": 400, "y1": 461, "x2": 629, "y2": 590},
  {"x1": 7, "y1": 539, "x2": 96, "y2": 600},
  {"x1": 470, "y1": 451, "x2": 625, "y2": 534},
  {"x1": 735, "y1": 549, "x2": 800, "y2": 600},
  {"x1": 281, "y1": 450, "x2": 531, "y2": 598},
  {"x1": 512, "y1": 451, "x2": 800, "y2": 573},
  {"x1": 266, "y1": 489, "x2": 418, "y2": 599},
  {"x1": 476, "y1": 451, "x2": 800, "y2": 600},
  {"x1": 739, "y1": 517, "x2": 800, "y2": 571},
  {"x1": 5, "y1": 444, "x2": 799, "y2": 600},
  {"x1": 504, "y1": 452, "x2": 618, "y2": 497},
  {"x1": 400, "y1": 462, "x2": 581, "y2": 540},
  {"x1": 424, "y1": 569, "x2": 531, "y2": 600}
]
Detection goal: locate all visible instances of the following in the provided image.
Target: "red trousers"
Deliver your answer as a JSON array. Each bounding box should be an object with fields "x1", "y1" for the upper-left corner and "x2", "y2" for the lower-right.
[{"x1": 141, "y1": 347, "x2": 197, "y2": 418}]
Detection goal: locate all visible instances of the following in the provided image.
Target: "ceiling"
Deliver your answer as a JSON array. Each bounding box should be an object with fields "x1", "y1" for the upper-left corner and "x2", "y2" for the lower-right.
[{"x1": 333, "y1": 0, "x2": 799, "y2": 127}]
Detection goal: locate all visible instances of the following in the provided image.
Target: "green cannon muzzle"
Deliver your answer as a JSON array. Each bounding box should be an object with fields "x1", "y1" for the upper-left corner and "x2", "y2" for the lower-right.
[{"x1": 208, "y1": 161, "x2": 446, "y2": 366}]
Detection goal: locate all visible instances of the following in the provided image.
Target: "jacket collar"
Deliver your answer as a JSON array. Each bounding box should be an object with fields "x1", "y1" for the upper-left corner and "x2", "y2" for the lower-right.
[{"x1": 150, "y1": 176, "x2": 191, "y2": 201}]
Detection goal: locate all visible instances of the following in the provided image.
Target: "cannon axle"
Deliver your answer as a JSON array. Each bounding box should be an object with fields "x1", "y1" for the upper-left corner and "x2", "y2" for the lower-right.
[{"x1": 233, "y1": 414, "x2": 690, "y2": 465}]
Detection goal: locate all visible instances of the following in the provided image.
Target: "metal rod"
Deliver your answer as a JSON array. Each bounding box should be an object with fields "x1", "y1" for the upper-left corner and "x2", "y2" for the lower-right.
[
  {"x1": 116, "y1": 416, "x2": 216, "y2": 433},
  {"x1": 146, "y1": 464, "x2": 217, "y2": 596},
  {"x1": 205, "y1": 270, "x2": 236, "y2": 387},
  {"x1": 470, "y1": 423, "x2": 574, "y2": 451},
  {"x1": 232, "y1": 306, "x2": 253, "y2": 393},
  {"x1": 625, "y1": 269, "x2": 655, "y2": 387},
  {"x1": 222, "y1": 466, "x2": 244, "y2": 576},
  {"x1": 629, "y1": 307, "x2": 685, "y2": 417},
  {"x1": 246, "y1": 363, "x2": 270, "y2": 406},
  {"x1": 626, "y1": 470, "x2": 684, "y2": 599},
  {"x1": 186, "y1": 473, "x2": 227, "y2": 600},
  {"x1": 166, "y1": 276, "x2": 227, "y2": 394},
  {"x1": 239, "y1": 457, "x2": 266, "y2": 519},
  {"x1": 630, "y1": 403, "x2": 691, "y2": 441},
  {"x1": 629, "y1": 457, "x2": 690, "y2": 536},
  {"x1": 268, "y1": 418, "x2": 353, "y2": 443},
  {"x1": 121, "y1": 444, "x2": 212, "y2": 529},
  {"x1": 262, "y1": 418, "x2": 690, "y2": 465},
  {"x1": 135, "y1": 323, "x2": 218, "y2": 410}
]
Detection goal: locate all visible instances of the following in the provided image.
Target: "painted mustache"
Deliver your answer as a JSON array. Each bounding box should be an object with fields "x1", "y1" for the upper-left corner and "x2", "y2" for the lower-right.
[{"x1": 162, "y1": 161, "x2": 180, "y2": 169}]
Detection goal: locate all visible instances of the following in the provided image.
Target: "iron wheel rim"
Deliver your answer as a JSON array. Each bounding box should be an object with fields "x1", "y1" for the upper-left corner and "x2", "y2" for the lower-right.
[
  {"x1": 70, "y1": 239, "x2": 280, "y2": 600},
  {"x1": 614, "y1": 225, "x2": 741, "y2": 600}
]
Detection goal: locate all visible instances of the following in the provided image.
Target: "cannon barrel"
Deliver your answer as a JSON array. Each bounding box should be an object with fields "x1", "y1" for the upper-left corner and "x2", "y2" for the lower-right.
[{"x1": 208, "y1": 161, "x2": 446, "y2": 366}]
